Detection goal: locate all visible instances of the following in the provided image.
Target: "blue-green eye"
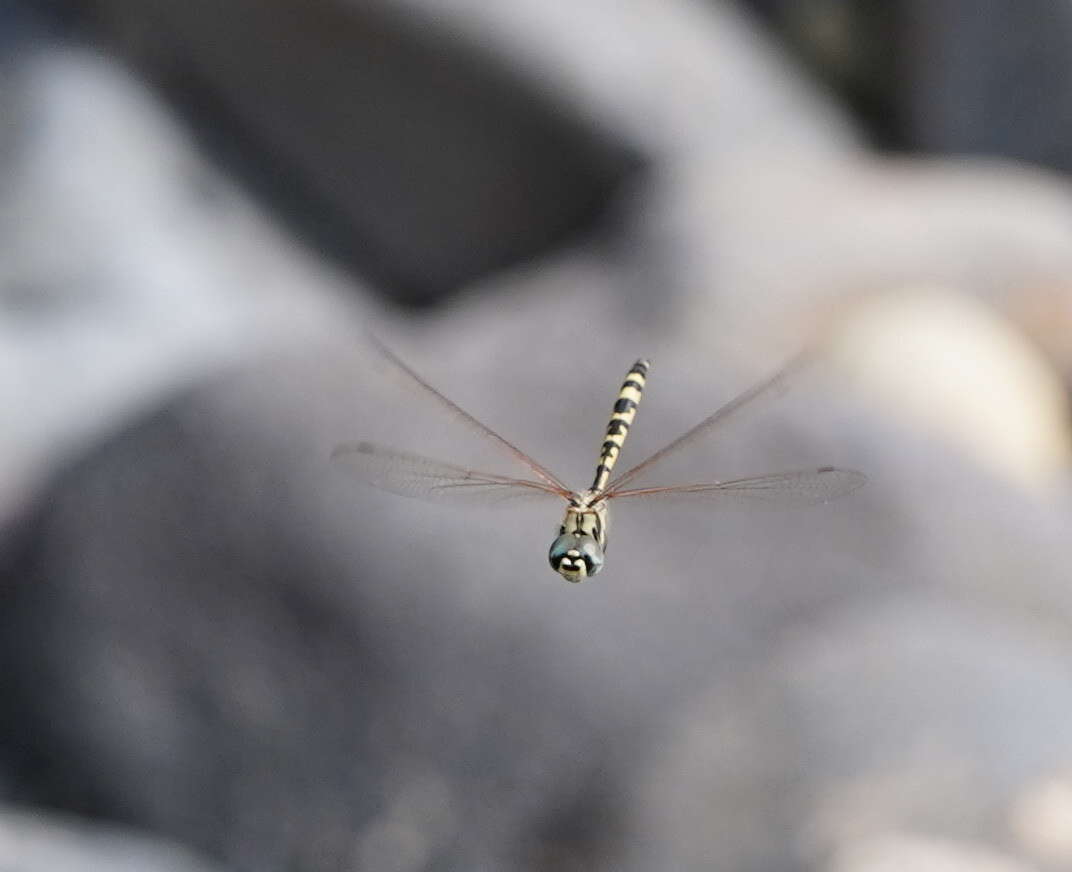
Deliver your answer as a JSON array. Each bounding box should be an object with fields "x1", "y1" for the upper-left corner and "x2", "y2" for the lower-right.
[{"x1": 548, "y1": 534, "x2": 605, "y2": 582}]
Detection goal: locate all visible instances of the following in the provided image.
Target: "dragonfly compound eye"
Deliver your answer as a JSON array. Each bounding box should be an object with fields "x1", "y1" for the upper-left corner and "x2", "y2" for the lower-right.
[{"x1": 548, "y1": 534, "x2": 605, "y2": 582}]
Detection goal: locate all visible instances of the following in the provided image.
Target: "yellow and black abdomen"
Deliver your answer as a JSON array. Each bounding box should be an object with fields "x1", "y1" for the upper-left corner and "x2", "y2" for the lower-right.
[{"x1": 591, "y1": 359, "x2": 649, "y2": 491}]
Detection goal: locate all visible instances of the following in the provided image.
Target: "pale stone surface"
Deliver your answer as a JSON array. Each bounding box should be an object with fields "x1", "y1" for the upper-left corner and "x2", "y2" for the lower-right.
[
  {"x1": 635, "y1": 157, "x2": 1072, "y2": 344},
  {"x1": 827, "y1": 833, "x2": 1036, "y2": 872},
  {"x1": 0, "y1": 808, "x2": 226, "y2": 872},
  {"x1": 827, "y1": 287, "x2": 1072, "y2": 493},
  {"x1": 0, "y1": 47, "x2": 356, "y2": 523},
  {"x1": 1009, "y1": 774, "x2": 1072, "y2": 866}
]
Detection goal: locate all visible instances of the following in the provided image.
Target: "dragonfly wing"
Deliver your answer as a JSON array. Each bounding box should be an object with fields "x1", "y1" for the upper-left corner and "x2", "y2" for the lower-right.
[
  {"x1": 369, "y1": 336, "x2": 570, "y2": 493},
  {"x1": 605, "y1": 350, "x2": 812, "y2": 493},
  {"x1": 606, "y1": 467, "x2": 866, "y2": 508},
  {"x1": 331, "y1": 441, "x2": 568, "y2": 505}
]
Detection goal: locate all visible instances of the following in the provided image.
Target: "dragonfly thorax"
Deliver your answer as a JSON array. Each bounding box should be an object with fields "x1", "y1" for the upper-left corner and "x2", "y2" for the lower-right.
[
  {"x1": 549, "y1": 496, "x2": 609, "y2": 583},
  {"x1": 569, "y1": 488, "x2": 605, "y2": 510}
]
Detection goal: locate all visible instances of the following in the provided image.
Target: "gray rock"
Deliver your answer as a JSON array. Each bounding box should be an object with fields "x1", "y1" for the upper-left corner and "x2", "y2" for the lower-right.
[
  {"x1": 3, "y1": 3, "x2": 1072, "y2": 872},
  {"x1": 632, "y1": 590, "x2": 1072, "y2": 870},
  {"x1": 898, "y1": 0, "x2": 1072, "y2": 173},
  {"x1": 81, "y1": 0, "x2": 643, "y2": 302},
  {"x1": 0, "y1": 807, "x2": 226, "y2": 872},
  {"x1": 6, "y1": 325, "x2": 1072, "y2": 871},
  {"x1": 742, "y1": 0, "x2": 1072, "y2": 174}
]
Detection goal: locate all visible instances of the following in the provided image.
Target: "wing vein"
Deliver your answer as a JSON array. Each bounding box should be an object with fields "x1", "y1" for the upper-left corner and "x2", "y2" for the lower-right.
[
  {"x1": 370, "y1": 336, "x2": 569, "y2": 492},
  {"x1": 331, "y1": 441, "x2": 567, "y2": 505},
  {"x1": 604, "y1": 350, "x2": 813, "y2": 494},
  {"x1": 608, "y1": 467, "x2": 866, "y2": 506}
]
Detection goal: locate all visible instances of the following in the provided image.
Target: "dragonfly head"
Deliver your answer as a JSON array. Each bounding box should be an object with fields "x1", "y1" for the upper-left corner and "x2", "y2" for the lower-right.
[{"x1": 548, "y1": 533, "x2": 605, "y2": 582}]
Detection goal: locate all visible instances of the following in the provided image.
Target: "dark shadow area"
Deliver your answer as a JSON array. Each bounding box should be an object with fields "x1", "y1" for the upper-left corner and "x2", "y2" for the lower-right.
[{"x1": 57, "y1": 0, "x2": 646, "y2": 305}]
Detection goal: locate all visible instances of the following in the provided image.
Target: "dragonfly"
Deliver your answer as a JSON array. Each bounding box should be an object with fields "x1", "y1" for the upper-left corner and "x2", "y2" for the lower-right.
[{"x1": 332, "y1": 340, "x2": 865, "y2": 583}]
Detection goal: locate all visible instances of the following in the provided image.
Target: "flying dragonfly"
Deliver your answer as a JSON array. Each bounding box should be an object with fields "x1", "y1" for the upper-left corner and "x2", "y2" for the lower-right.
[{"x1": 332, "y1": 341, "x2": 865, "y2": 583}]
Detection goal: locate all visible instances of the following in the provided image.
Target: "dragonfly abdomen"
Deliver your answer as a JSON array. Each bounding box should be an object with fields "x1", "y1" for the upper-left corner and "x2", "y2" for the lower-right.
[{"x1": 591, "y1": 359, "x2": 650, "y2": 491}]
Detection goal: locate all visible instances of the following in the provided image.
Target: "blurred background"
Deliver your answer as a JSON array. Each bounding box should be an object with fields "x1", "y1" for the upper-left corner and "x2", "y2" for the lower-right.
[{"x1": 2, "y1": 1, "x2": 1072, "y2": 870}]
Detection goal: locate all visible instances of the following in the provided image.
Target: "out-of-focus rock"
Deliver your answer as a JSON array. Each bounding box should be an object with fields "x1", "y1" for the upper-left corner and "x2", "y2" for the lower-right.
[
  {"x1": 738, "y1": 0, "x2": 901, "y2": 145},
  {"x1": 826, "y1": 287, "x2": 1072, "y2": 493},
  {"x1": 632, "y1": 590, "x2": 1072, "y2": 870},
  {"x1": 74, "y1": 0, "x2": 863, "y2": 304},
  {"x1": 1006, "y1": 281, "x2": 1072, "y2": 385},
  {"x1": 3, "y1": 2, "x2": 1072, "y2": 871},
  {"x1": 1008, "y1": 774, "x2": 1072, "y2": 868},
  {"x1": 80, "y1": 0, "x2": 644, "y2": 302},
  {"x1": 0, "y1": 808, "x2": 227, "y2": 872},
  {"x1": 827, "y1": 833, "x2": 1035, "y2": 872},
  {"x1": 376, "y1": 0, "x2": 859, "y2": 158},
  {"x1": 0, "y1": 345, "x2": 667, "y2": 870},
  {"x1": 6, "y1": 321, "x2": 1072, "y2": 871},
  {"x1": 741, "y1": 1, "x2": 1072, "y2": 177},
  {"x1": 0, "y1": 46, "x2": 354, "y2": 524},
  {"x1": 896, "y1": 0, "x2": 1072, "y2": 174},
  {"x1": 635, "y1": 157, "x2": 1072, "y2": 345}
]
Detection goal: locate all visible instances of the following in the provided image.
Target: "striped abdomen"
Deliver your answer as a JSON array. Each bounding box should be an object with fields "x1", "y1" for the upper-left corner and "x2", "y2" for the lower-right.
[{"x1": 591, "y1": 358, "x2": 650, "y2": 491}]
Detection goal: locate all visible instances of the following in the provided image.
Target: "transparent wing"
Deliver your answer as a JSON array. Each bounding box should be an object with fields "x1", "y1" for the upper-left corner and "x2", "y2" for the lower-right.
[
  {"x1": 331, "y1": 441, "x2": 569, "y2": 505},
  {"x1": 605, "y1": 350, "x2": 812, "y2": 494},
  {"x1": 368, "y1": 336, "x2": 569, "y2": 493},
  {"x1": 607, "y1": 467, "x2": 866, "y2": 507}
]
